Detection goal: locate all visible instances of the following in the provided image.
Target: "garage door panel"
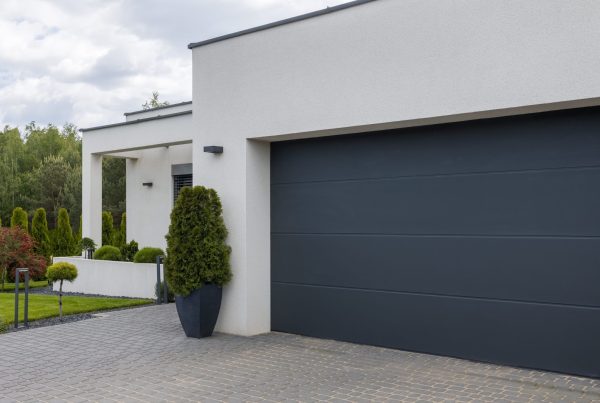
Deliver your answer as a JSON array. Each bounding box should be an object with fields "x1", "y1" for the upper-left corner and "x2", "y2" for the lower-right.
[
  {"x1": 272, "y1": 108, "x2": 600, "y2": 185},
  {"x1": 272, "y1": 234, "x2": 600, "y2": 307},
  {"x1": 272, "y1": 167, "x2": 600, "y2": 236},
  {"x1": 272, "y1": 283, "x2": 600, "y2": 377},
  {"x1": 271, "y1": 107, "x2": 600, "y2": 378}
]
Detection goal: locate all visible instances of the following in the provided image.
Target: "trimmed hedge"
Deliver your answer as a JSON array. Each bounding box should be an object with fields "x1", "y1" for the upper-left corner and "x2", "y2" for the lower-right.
[
  {"x1": 133, "y1": 247, "x2": 164, "y2": 263},
  {"x1": 93, "y1": 245, "x2": 122, "y2": 261}
]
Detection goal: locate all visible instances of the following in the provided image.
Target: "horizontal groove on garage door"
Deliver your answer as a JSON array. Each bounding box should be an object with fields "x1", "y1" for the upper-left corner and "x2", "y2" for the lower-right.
[
  {"x1": 271, "y1": 234, "x2": 600, "y2": 307},
  {"x1": 271, "y1": 164, "x2": 600, "y2": 185},
  {"x1": 271, "y1": 281, "x2": 600, "y2": 310}
]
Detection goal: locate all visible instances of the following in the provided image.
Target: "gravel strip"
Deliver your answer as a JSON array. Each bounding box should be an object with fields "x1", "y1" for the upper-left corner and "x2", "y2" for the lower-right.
[
  {"x1": 26, "y1": 285, "x2": 151, "y2": 299},
  {"x1": 5, "y1": 313, "x2": 96, "y2": 333}
]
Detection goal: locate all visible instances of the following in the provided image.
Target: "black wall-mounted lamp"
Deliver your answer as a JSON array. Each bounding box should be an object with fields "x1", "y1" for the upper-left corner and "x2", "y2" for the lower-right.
[
  {"x1": 204, "y1": 146, "x2": 224, "y2": 154},
  {"x1": 142, "y1": 182, "x2": 153, "y2": 187}
]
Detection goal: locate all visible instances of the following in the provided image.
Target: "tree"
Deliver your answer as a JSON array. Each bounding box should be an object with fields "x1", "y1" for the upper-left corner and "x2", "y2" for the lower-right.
[
  {"x1": 25, "y1": 155, "x2": 72, "y2": 227},
  {"x1": 142, "y1": 91, "x2": 169, "y2": 110},
  {"x1": 46, "y1": 262, "x2": 78, "y2": 321},
  {"x1": 0, "y1": 227, "x2": 46, "y2": 290},
  {"x1": 10, "y1": 207, "x2": 28, "y2": 232},
  {"x1": 102, "y1": 157, "x2": 125, "y2": 224},
  {"x1": 102, "y1": 211, "x2": 114, "y2": 246},
  {"x1": 31, "y1": 208, "x2": 51, "y2": 262},
  {"x1": 53, "y1": 208, "x2": 77, "y2": 257}
]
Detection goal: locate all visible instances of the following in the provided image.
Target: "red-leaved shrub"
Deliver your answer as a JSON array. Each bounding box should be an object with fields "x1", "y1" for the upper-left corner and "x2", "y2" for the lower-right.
[{"x1": 0, "y1": 227, "x2": 47, "y2": 283}]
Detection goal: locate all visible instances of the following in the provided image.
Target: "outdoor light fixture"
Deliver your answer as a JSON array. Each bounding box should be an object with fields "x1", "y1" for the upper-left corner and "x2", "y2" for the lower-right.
[
  {"x1": 203, "y1": 146, "x2": 223, "y2": 154},
  {"x1": 142, "y1": 182, "x2": 153, "y2": 187}
]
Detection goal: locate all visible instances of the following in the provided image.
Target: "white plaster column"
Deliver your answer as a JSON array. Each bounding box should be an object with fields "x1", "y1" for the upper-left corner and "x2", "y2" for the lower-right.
[
  {"x1": 82, "y1": 148, "x2": 102, "y2": 245},
  {"x1": 193, "y1": 136, "x2": 271, "y2": 336},
  {"x1": 244, "y1": 140, "x2": 271, "y2": 335}
]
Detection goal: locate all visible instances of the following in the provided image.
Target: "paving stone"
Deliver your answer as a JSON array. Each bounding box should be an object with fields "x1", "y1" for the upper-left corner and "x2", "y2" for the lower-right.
[{"x1": 0, "y1": 304, "x2": 598, "y2": 402}]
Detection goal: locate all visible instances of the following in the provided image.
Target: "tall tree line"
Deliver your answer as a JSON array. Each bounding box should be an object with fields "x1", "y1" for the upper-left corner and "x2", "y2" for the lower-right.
[{"x1": 0, "y1": 123, "x2": 125, "y2": 230}]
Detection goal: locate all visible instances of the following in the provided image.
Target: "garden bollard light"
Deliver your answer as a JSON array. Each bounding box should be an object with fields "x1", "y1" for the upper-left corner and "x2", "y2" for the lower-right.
[
  {"x1": 162, "y1": 258, "x2": 169, "y2": 304},
  {"x1": 156, "y1": 255, "x2": 164, "y2": 304},
  {"x1": 14, "y1": 268, "x2": 30, "y2": 329}
]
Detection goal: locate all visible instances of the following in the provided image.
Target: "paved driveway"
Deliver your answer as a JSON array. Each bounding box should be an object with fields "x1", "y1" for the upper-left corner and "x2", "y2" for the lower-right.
[{"x1": 0, "y1": 304, "x2": 598, "y2": 402}]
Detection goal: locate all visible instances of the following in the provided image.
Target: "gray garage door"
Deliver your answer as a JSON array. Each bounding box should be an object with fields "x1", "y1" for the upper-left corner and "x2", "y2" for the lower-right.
[{"x1": 271, "y1": 107, "x2": 600, "y2": 378}]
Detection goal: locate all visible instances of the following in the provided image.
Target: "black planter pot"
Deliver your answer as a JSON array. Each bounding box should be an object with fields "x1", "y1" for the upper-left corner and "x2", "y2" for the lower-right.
[{"x1": 175, "y1": 284, "x2": 222, "y2": 338}]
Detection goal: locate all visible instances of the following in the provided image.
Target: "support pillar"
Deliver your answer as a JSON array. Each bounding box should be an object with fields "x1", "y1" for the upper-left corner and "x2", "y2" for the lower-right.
[{"x1": 82, "y1": 149, "x2": 102, "y2": 246}]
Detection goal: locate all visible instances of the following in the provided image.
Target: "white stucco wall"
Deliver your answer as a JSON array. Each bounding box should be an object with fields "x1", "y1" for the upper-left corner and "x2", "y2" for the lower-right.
[
  {"x1": 126, "y1": 144, "x2": 192, "y2": 250},
  {"x1": 53, "y1": 257, "x2": 161, "y2": 299},
  {"x1": 191, "y1": 0, "x2": 600, "y2": 335}
]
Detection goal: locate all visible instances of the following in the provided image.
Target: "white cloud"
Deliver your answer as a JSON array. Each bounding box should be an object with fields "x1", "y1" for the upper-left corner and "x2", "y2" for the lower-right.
[{"x1": 0, "y1": 0, "x2": 351, "y2": 130}]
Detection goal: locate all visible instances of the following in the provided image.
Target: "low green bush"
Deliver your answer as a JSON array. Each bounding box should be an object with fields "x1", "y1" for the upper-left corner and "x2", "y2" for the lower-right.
[
  {"x1": 133, "y1": 247, "x2": 165, "y2": 263},
  {"x1": 155, "y1": 281, "x2": 175, "y2": 302},
  {"x1": 120, "y1": 240, "x2": 139, "y2": 262},
  {"x1": 93, "y1": 245, "x2": 122, "y2": 261}
]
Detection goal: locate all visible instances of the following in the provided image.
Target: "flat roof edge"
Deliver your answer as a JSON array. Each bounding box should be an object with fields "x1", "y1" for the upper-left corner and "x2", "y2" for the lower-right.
[
  {"x1": 188, "y1": 0, "x2": 378, "y2": 49},
  {"x1": 124, "y1": 101, "x2": 192, "y2": 116},
  {"x1": 81, "y1": 110, "x2": 192, "y2": 133}
]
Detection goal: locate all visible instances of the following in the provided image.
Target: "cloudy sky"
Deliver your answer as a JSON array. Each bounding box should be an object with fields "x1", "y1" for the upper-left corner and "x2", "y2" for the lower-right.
[{"x1": 0, "y1": 0, "x2": 350, "y2": 131}]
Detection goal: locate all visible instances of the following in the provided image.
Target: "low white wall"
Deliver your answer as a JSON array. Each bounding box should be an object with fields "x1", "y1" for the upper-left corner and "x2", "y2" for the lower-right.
[{"x1": 52, "y1": 257, "x2": 162, "y2": 299}]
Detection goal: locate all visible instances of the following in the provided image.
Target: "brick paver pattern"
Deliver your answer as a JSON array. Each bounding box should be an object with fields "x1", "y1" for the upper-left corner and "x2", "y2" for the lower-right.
[{"x1": 0, "y1": 304, "x2": 598, "y2": 402}]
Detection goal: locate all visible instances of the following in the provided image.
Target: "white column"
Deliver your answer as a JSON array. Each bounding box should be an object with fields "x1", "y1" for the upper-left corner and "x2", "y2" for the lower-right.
[
  {"x1": 244, "y1": 140, "x2": 271, "y2": 335},
  {"x1": 194, "y1": 137, "x2": 271, "y2": 336},
  {"x1": 82, "y1": 146, "x2": 102, "y2": 245}
]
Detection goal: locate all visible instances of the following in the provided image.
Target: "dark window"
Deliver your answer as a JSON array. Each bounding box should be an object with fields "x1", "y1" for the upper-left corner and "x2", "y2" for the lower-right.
[{"x1": 173, "y1": 174, "x2": 192, "y2": 203}]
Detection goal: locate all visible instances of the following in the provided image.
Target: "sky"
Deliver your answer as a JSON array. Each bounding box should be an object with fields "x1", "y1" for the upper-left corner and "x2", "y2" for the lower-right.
[{"x1": 0, "y1": 0, "x2": 350, "y2": 131}]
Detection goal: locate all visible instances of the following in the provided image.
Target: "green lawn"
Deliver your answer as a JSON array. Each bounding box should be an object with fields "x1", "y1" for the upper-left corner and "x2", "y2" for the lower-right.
[
  {"x1": 0, "y1": 280, "x2": 50, "y2": 292},
  {"x1": 0, "y1": 293, "x2": 153, "y2": 324}
]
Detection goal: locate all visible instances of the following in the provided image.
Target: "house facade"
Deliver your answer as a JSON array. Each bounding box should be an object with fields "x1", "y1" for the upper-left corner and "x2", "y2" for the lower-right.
[{"x1": 81, "y1": 0, "x2": 600, "y2": 377}]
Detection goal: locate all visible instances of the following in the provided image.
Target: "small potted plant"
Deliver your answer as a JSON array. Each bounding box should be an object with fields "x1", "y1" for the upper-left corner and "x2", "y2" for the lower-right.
[
  {"x1": 81, "y1": 237, "x2": 96, "y2": 259},
  {"x1": 165, "y1": 186, "x2": 232, "y2": 338}
]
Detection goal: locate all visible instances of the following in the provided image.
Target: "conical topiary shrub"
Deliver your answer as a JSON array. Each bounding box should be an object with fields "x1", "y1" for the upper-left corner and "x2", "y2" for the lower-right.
[
  {"x1": 10, "y1": 207, "x2": 28, "y2": 232},
  {"x1": 53, "y1": 208, "x2": 77, "y2": 257},
  {"x1": 102, "y1": 211, "x2": 114, "y2": 246},
  {"x1": 113, "y1": 213, "x2": 126, "y2": 248},
  {"x1": 165, "y1": 186, "x2": 232, "y2": 296},
  {"x1": 31, "y1": 208, "x2": 51, "y2": 262},
  {"x1": 165, "y1": 186, "x2": 231, "y2": 338}
]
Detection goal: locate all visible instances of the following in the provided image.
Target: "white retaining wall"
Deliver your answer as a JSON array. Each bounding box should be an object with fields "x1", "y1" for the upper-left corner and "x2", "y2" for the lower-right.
[{"x1": 52, "y1": 257, "x2": 162, "y2": 299}]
